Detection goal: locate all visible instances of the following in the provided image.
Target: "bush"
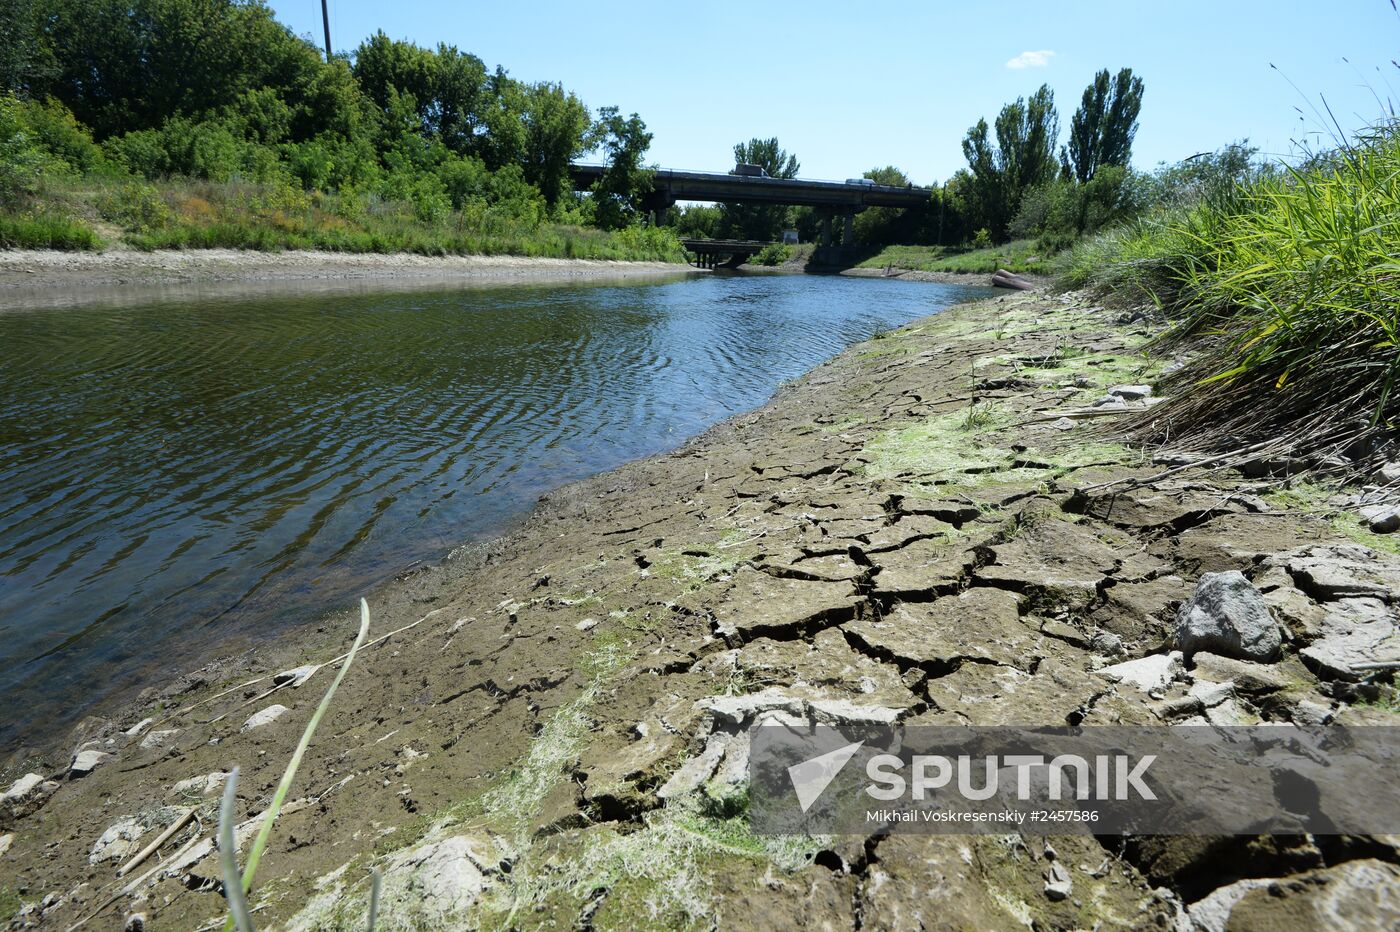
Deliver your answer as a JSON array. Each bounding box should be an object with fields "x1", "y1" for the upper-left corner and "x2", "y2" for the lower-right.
[
  {"x1": 750, "y1": 243, "x2": 791, "y2": 266},
  {"x1": 97, "y1": 182, "x2": 170, "y2": 232}
]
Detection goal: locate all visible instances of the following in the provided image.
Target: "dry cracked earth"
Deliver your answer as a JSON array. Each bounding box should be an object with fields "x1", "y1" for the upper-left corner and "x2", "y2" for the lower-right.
[{"x1": 3, "y1": 289, "x2": 1400, "y2": 931}]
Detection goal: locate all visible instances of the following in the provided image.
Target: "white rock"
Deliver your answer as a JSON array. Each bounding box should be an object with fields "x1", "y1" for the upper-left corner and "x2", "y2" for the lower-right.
[
  {"x1": 123, "y1": 718, "x2": 155, "y2": 738},
  {"x1": 273, "y1": 665, "x2": 320, "y2": 687},
  {"x1": 379, "y1": 836, "x2": 493, "y2": 924},
  {"x1": 658, "y1": 732, "x2": 737, "y2": 799},
  {"x1": 170, "y1": 772, "x2": 228, "y2": 796},
  {"x1": 1188, "y1": 878, "x2": 1273, "y2": 932},
  {"x1": 1188, "y1": 680, "x2": 1234, "y2": 709},
  {"x1": 1291, "y1": 700, "x2": 1334, "y2": 726},
  {"x1": 1175, "y1": 571, "x2": 1281, "y2": 662},
  {"x1": 89, "y1": 816, "x2": 145, "y2": 864},
  {"x1": 0, "y1": 833, "x2": 12, "y2": 856},
  {"x1": 808, "y1": 698, "x2": 901, "y2": 726},
  {"x1": 139, "y1": 729, "x2": 179, "y2": 750},
  {"x1": 700, "y1": 689, "x2": 805, "y2": 726},
  {"x1": 3, "y1": 773, "x2": 44, "y2": 804},
  {"x1": 1282, "y1": 544, "x2": 1400, "y2": 602},
  {"x1": 1107, "y1": 384, "x2": 1152, "y2": 401},
  {"x1": 1044, "y1": 861, "x2": 1073, "y2": 900},
  {"x1": 574, "y1": 618, "x2": 598, "y2": 631},
  {"x1": 70, "y1": 749, "x2": 112, "y2": 777},
  {"x1": 241, "y1": 704, "x2": 292, "y2": 732},
  {"x1": 1360, "y1": 504, "x2": 1400, "y2": 534},
  {"x1": 1300, "y1": 597, "x2": 1400, "y2": 679},
  {"x1": 1381, "y1": 462, "x2": 1400, "y2": 484},
  {"x1": 1098, "y1": 652, "x2": 1184, "y2": 693}
]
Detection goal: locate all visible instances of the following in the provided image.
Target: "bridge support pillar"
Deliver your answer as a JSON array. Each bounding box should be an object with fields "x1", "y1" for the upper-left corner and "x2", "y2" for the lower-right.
[
  {"x1": 652, "y1": 207, "x2": 666, "y2": 227},
  {"x1": 842, "y1": 208, "x2": 856, "y2": 246},
  {"x1": 819, "y1": 209, "x2": 833, "y2": 247}
]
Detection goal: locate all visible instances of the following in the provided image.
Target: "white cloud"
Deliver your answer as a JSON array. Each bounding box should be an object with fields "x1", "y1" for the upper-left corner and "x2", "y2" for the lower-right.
[{"x1": 1005, "y1": 50, "x2": 1055, "y2": 69}]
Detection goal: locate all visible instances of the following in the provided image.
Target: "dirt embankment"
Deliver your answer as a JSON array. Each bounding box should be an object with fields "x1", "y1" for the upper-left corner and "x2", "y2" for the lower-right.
[
  {"x1": 3, "y1": 290, "x2": 1399, "y2": 930},
  {"x1": 0, "y1": 249, "x2": 692, "y2": 307}
]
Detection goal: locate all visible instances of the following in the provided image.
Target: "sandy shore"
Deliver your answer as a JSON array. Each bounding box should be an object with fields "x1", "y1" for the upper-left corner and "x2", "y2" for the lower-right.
[
  {"x1": 0, "y1": 249, "x2": 695, "y2": 309},
  {"x1": 4, "y1": 287, "x2": 1398, "y2": 929}
]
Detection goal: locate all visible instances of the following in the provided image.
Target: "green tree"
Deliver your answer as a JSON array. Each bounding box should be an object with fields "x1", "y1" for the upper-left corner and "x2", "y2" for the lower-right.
[
  {"x1": 589, "y1": 106, "x2": 653, "y2": 230},
  {"x1": 1063, "y1": 68, "x2": 1145, "y2": 183},
  {"x1": 853, "y1": 166, "x2": 925, "y2": 246},
  {"x1": 0, "y1": 0, "x2": 54, "y2": 93},
  {"x1": 720, "y1": 136, "x2": 799, "y2": 240},
  {"x1": 960, "y1": 84, "x2": 1059, "y2": 241}
]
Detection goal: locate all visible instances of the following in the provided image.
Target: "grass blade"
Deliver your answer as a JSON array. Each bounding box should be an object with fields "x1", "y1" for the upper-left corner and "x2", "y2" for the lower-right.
[
  {"x1": 238, "y1": 599, "x2": 373, "y2": 896},
  {"x1": 218, "y1": 766, "x2": 255, "y2": 932}
]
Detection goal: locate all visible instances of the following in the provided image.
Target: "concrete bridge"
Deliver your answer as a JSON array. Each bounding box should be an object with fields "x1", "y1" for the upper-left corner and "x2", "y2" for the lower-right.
[
  {"x1": 568, "y1": 164, "x2": 931, "y2": 247},
  {"x1": 681, "y1": 239, "x2": 771, "y2": 269}
]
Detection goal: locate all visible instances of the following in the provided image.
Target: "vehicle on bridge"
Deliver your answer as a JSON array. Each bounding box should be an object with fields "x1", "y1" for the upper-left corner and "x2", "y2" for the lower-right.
[{"x1": 734, "y1": 163, "x2": 770, "y2": 177}]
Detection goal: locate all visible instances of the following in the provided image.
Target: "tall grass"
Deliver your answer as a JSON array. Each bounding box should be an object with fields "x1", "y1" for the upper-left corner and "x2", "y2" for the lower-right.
[
  {"x1": 0, "y1": 212, "x2": 101, "y2": 249},
  {"x1": 1063, "y1": 124, "x2": 1400, "y2": 470}
]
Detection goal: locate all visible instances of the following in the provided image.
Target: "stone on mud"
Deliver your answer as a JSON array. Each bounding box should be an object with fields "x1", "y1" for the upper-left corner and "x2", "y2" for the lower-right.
[
  {"x1": 241, "y1": 703, "x2": 291, "y2": 731},
  {"x1": 170, "y1": 771, "x2": 229, "y2": 797},
  {"x1": 1097, "y1": 651, "x2": 1183, "y2": 693},
  {"x1": 1175, "y1": 571, "x2": 1281, "y2": 662},
  {"x1": 1299, "y1": 597, "x2": 1400, "y2": 680},
  {"x1": 1361, "y1": 504, "x2": 1400, "y2": 534},
  {"x1": 89, "y1": 816, "x2": 145, "y2": 864},
  {"x1": 1278, "y1": 544, "x2": 1400, "y2": 602},
  {"x1": 1107, "y1": 384, "x2": 1152, "y2": 401},
  {"x1": 138, "y1": 728, "x2": 179, "y2": 750},
  {"x1": 70, "y1": 749, "x2": 112, "y2": 777},
  {"x1": 2, "y1": 773, "x2": 58, "y2": 825},
  {"x1": 272, "y1": 664, "x2": 320, "y2": 687},
  {"x1": 1043, "y1": 861, "x2": 1073, "y2": 901},
  {"x1": 1221, "y1": 859, "x2": 1400, "y2": 930},
  {"x1": 1188, "y1": 652, "x2": 1290, "y2": 694},
  {"x1": 380, "y1": 836, "x2": 494, "y2": 925}
]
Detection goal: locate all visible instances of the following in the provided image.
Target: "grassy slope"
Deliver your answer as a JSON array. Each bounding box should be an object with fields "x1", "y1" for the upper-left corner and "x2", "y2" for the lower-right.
[
  {"x1": 855, "y1": 240, "x2": 1052, "y2": 275},
  {"x1": 0, "y1": 177, "x2": 688, "y2": 262}
]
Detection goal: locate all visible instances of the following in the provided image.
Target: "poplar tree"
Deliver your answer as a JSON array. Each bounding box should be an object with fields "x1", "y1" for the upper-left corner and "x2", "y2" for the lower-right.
[{"x1": 1064, "y1": 68, "x2": 1145, "y2": 183}]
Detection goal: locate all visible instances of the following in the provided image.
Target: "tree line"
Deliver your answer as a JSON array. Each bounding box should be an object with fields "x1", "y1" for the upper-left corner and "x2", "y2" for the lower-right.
[{"x1": 1, "y1": 0, "x2": 657, "y2": 231}]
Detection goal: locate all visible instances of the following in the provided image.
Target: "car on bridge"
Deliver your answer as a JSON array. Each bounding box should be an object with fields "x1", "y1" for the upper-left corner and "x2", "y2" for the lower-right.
[
  {"x1": 845, "y1": 178, "x2": 876, "y2": 186},
  {"x1": 734, "y1": 163, "x2": 770, "y2": 177}
]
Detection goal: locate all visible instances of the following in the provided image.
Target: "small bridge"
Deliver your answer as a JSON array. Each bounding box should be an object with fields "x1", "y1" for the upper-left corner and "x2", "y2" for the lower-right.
[
  {"x1": 682, "y1": 239, "x2": 771, "y2": 269},
  {"x1": 569, "y1": 164, "x2": 931, "y2": 247}
]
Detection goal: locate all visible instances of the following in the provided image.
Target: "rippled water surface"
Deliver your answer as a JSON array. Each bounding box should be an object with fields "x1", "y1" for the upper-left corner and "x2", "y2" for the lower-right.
[{"x1": 0, "y1": 272, "x2": 989, "y2": 749}]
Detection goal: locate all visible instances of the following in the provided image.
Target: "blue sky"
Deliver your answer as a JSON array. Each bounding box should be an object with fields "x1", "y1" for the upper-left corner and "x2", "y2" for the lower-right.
[{"x1": 269, "y1": 0, "x2": 1400, "y2": 183}]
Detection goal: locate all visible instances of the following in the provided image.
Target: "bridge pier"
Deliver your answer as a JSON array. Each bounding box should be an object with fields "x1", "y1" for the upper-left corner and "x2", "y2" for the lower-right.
[
  {"x1": 842, "y1": 208, "x2": 855, "y2": 246},
  {"x1": 653, "y1": 207, "x2": 666, "y2": 227},
  {"x1": 819, "y1": 208, "x2": 833, "y2": 247}
]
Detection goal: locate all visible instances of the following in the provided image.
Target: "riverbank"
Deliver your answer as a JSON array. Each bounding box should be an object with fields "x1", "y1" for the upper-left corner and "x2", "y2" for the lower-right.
[
  {"x1": 0, "y1": 249, "x2": 692, "y2": 304},
  {"x1": 4, "y1": 287, "x2": 1399, "y2": 929}
]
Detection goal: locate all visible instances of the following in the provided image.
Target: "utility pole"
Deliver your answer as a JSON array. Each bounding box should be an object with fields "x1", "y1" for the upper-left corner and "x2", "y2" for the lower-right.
[{"x1": 320, "y1": 0, "x2": 332, "y2": 60}]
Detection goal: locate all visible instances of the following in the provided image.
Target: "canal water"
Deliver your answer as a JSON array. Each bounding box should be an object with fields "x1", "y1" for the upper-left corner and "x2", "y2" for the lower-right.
[{"x1": 0, "y1": 272, "x2": 989, "y2": 752}]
